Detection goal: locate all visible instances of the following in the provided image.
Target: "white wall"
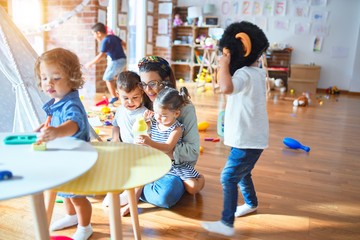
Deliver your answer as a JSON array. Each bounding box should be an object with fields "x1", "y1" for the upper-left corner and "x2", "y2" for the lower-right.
[{"x1": 178, "y1": 0, "x2": 360, "y2": 92}]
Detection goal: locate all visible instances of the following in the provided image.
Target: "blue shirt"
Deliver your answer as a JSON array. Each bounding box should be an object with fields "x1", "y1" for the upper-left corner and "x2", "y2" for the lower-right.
[
  {"x1": 42, "y1": 90, "x2": 90, "y2": 142},
  {"x1": 100, "y1": 35, "x2": 126, "y2": 60}
]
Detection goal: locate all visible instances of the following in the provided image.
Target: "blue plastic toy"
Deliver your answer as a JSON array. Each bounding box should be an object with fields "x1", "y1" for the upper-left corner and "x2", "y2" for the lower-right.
[
  {"x1": 0, "y1": 170, "x2": 13, "y2": 180},
  {"x1": 283, "y1": 137, "x2": 310, "y2": 152}
]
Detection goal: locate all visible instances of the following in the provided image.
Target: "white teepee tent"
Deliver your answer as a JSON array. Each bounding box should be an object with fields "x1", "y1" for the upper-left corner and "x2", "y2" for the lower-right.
[
  {"x1": 0, "y1": 6, "x2": 49, "y2": 132},
  {"x1": 0, "y1": 6, "x2": 101, "y2": 141}
]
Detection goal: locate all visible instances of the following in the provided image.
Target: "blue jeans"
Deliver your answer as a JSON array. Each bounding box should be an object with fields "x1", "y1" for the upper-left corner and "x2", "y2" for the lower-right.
[
  {"x1": 140, "y1": 174, "x2": 185, "y2": 208},
  {"x1": 221, "y1": 148, "x2": 263, "y2": 227}
]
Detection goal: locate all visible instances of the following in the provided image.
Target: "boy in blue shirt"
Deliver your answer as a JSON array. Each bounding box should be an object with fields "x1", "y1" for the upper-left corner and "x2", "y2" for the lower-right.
[{"x1": 85, "y1": 22, "x2": 127, "y2": 104}]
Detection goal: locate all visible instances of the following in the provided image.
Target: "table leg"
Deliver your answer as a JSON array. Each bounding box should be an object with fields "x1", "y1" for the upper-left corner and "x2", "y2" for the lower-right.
[
  {"x1": 108, "y1": 192, "x2": 122, "y2": 240},
  {"x1": 44, "y1": 190, "x2": 57, "y2": 225},
  {"x1": 127, "y1": 189, "x2": 141, "y2": 240},
  {"x1": 29, "y1": 192, "x2": 50, "y2": 240}
]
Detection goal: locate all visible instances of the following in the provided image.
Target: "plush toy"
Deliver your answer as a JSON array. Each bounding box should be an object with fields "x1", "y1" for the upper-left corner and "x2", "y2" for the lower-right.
[
  {"x1": 219, "y1": 21, "x2": 269, "y2": 75},
  {"x1": 195, "y1": 34, "x2": 206, "y2": 46},
  {"x1": 204, "y1": 37, "x2": 217, "y2": 48},
  {"x1": 293, "y1": 93, "x2": 310, "y2": 107},
  {"x1": 173, "y1": 14, "x2": 183, "y2": 26}
]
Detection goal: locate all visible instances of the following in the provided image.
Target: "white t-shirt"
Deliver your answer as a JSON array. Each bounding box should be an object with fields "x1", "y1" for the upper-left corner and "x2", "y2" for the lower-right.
[
  {"x1": 112, "y1": 105, "x2": 147, "y2": 143},
  {"x1": 223, "y1": 66, "x2": 269, "y2": 149}
]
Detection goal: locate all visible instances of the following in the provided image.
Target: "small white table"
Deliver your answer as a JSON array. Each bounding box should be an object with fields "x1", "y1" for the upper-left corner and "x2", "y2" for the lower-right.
[{"x1": 0, "y1": 132, "x2": 98, "y2": 240}]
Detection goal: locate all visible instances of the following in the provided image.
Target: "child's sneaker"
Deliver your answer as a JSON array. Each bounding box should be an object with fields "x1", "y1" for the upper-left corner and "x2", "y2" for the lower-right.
[
  {"x1": 201, "y1": 221, "x2": 235, "y2": 236},
  {"x1": 72, "y1": 224, "x2": 93, "y2": 240},
  {"x1": 50, "y1": 214, "x2": 78, "y2": 231},
  {"x1": 109, "y1": 97, "x2": 118, "y2": 104},
  {"x1": 234, "y1": 203, "x2": 257, "y2": 217}
]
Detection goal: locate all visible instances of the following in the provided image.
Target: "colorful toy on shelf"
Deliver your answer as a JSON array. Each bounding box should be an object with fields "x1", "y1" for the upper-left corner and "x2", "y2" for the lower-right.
[
  {"x1": 198, "y1": 121, "x2": 210, "y2": 131},
  {"x1": 95, "y1": 96, "x2": 109, "y2": 106},
  {"x1": 199, "y1": 146, "x2": 204, "y2": 153},
  {"x1": 173, "y1": 13, "x2": 183, "y2": 26},
  {"x1": 283, "y1": 137, "x2": 310, "y2": 152}
]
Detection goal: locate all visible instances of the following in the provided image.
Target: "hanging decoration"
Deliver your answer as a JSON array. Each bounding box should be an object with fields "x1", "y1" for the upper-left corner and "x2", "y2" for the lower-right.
[{"x1": 23, "y1": 0, "x2": 90, "y2": 34}]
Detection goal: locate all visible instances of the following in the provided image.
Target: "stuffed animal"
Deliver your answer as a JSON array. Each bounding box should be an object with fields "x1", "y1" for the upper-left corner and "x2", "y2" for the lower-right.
[
  {"x1": 293, "y1": 94, "x2": 310, "y2": 107},
  {"x1": 173, "y1": 14, "x2": 183, "y2": 26}
]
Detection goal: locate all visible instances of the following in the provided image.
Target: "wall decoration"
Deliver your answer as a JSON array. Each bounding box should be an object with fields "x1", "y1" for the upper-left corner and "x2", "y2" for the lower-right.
[
  {"x1": 311, "y1": 10, "x2": 329, "y2": 22},
  {"x1": 158, "y1": 3, "x2": 172, "y2": 14},
  {"x1": 274, "y1": 19, "x2": 290, "y2": 30},
  {"x1": 294, "y1": 22, "x2": 310, "y2": 35},
  {"x1": 147, "y1": 15, "x2": 153, "y2": 27},
  {"x1": 118, "y1": 13, "x2": 127, "y2": 26},
  {"x1": 274, "y1": 0, "x2": 287, "y2": 16},
  {"x1": 98, "y1": 9, "x2": 106, "y2": 24},
  {"x1": 148, "y1": 1, "x2": 154, "y2": 13},
  {"x1": 293, "y1": 6, "x2": 309, "y2": 17},
  {"x1": 98, "y1": 0, "x2": 109, "y2": 7},
  {"x1": 313, "y1": 36, "x2": 323, "y2": 52}
]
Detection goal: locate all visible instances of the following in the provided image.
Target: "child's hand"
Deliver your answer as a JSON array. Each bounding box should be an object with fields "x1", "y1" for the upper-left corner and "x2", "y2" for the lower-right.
[
  {"x1": 33, "y1": 123, "x2": 45, "y2": 133},
  {"x1": 219, "y1": 48, "x2": 231, "y2": 68},
  {"x1": 134, "y1": 134, "x2": 151, "y2": 145},
  {"x1": 143, "y1": 110, "x2": 154, "y2": 122},
  {"x1": 37, "y1": 126, "x2": 58, "y2": 142}
]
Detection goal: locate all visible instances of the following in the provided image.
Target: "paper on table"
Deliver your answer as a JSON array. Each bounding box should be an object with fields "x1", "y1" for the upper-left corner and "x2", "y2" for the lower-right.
[{"x1": 46, "y1": 137, "x2": 83, "y2": 150}]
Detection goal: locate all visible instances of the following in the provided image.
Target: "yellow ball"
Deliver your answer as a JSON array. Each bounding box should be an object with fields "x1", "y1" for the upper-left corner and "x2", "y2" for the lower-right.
[
  {"x1": 101, "y1": 106, "x2": 111, "y2": 114},
  {"x1": 179, "y1": 78, "x2": 184, "y2": 83},
  {"x1": 199, "y1": 146, "x2": 204, "y2": 153},
  {"x1": 198, "y1": 121, "x2": 210, "y2": 131},
  {"x1": 290, "y1": 89, "x2": 295, "y2": 94}
]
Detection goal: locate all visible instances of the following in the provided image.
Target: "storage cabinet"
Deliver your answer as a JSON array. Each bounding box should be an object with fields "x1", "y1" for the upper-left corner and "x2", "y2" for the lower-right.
[
  {"x1": 171, "y1": 7, "x2": 215, "y2": 81},
  {"x1": 265, "y1": 49, "x2": 292, "y2": 88},
  {"x1": 288, "y1": 64, "x2": 321, "y2": 95}
]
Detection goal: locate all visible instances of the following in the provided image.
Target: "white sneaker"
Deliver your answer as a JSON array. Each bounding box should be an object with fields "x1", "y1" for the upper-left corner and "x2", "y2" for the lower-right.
[
  {"x1": 50, "y1": 214, "x2": 78, "y2": 231},
  {"x1": 234, "y1": 203, "x2": 257, "y2": 217},
  {"x1": 201, "y1": 221, "x2": 235, "y2": 236},
  {"x1": 72, "y1": 224, "x2": 93, "y2": 240}
]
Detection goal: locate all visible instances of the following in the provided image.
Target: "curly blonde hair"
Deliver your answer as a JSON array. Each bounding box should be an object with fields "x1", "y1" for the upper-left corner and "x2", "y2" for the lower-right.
[{"x1": 34, "y1": 48, "x2": 85, "y2": 90}]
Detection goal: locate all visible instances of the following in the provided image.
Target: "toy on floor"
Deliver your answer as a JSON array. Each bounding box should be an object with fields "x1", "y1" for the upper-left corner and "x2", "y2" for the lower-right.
[
  {"x1": 326, "y1": 86, "x2": 340, "y2": 95},
  {"x1": 283, "y1": 137, "x2": 310, "y2": 152},
  {"x1": 198, "y1": 121, "x2": 210, "y2": 131},
  {"x1": 293, "y1": 93, "x2": 310, "y2": 107},
  {"x1": 95, "y1": 96, "x2": 109, "y2": 106}
]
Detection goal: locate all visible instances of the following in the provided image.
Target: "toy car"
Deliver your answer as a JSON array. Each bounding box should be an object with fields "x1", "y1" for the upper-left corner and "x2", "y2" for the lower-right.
[{"x1": 0, "y1": 170, "x2": 13, "y2": 180}]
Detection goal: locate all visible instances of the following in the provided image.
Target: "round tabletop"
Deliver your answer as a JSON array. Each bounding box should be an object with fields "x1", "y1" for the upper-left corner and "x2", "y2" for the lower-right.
[
  {"x1": 53, "y1": 142, "x2": 172, "y2": 195},
  {"x1": 0, "y1": 133, "x2": 98, "y2": 201}
]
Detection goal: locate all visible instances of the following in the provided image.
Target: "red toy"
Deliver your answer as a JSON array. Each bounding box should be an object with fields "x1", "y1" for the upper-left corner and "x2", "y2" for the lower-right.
[{"x1": 95, "y1": 96, "x2": 109, "y2": 106}]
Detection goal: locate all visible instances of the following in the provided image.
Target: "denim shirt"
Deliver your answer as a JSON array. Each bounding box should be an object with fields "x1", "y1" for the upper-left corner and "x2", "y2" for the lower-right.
[{"x1": 42, "y1": 90, "x2": 90, "y2": 142}]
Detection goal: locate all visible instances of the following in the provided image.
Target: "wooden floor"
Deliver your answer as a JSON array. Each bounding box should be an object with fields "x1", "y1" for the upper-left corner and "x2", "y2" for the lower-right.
[{"x1": 1, "y1": 83, "x2": 360, "y2": 240}]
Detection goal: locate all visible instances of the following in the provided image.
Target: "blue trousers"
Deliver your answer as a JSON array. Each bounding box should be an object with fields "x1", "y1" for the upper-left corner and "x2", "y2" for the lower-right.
[
  {"x1": 141, "y1": 174, "x2": 185, "y2": 208},
  {"x1": 221, "y1": 148, "x2": 263, "y2": 227}
]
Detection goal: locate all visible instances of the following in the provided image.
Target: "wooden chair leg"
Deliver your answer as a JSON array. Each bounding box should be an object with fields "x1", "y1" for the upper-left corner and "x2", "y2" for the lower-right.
[
  {"x1": 127, "y1": 189, "x2": 141, "y2": 240},
  {"x1": 108, "y1": 192, "x2": 122, "y2": 240},
  {"x1": 44, "y1": 190, "x2": 57, "y2": 225}
]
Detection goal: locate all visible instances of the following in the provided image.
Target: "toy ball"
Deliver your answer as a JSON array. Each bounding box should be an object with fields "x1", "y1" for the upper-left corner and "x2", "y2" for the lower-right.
[
  {"x1": 199, "y1": 146, "x2": 204, "y2": 153},
  {"x1": 101, "y1": 106, "x2": 111, "y2": 114},
  {"x1": 290, "y1": 89, "x2": 295, "y2": 94},
  {"x1": 179, "y1": 78, "x2": 184, "y2": 83},
  {"x1": 198, "y1": 121, "x2": 210, "y2": 131}
]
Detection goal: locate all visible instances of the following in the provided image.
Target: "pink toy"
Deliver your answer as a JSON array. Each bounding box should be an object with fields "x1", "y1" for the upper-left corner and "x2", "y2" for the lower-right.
[{"x1": 283, "y1": 137, "x2": 310, "y2": 152}]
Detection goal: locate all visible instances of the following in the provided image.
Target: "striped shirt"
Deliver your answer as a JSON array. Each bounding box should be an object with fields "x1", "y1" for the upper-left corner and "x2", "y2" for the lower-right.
[{"x1": 150, "y1": 118, "x2": 200, "y2": 180}]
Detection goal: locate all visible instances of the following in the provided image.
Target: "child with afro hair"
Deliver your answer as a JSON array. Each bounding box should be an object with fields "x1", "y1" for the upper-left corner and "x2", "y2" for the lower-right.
[{"x1": 201, "y1": 21, "x2": 269, "y2": 237}]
